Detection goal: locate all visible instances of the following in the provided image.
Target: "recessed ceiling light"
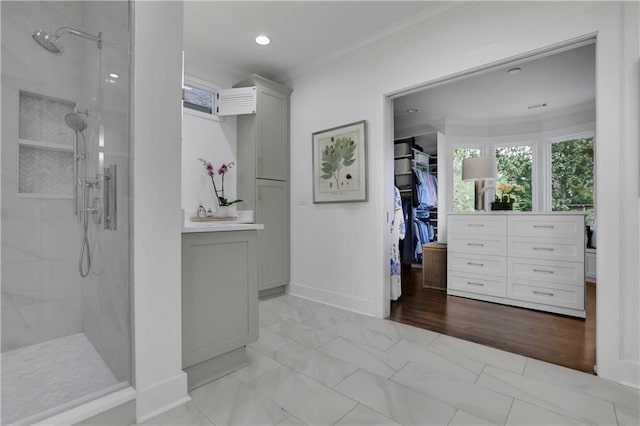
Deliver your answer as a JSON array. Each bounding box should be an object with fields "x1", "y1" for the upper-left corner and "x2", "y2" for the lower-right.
[
  {"x1": 406, "y1": 108, "x2": 419, "y2": 113},
  {"x1": 255, "y1": 35, "x2": 271, "y2": 46},
  {"x1": 507, "y1": 67, "x2": 522, "y2": 75},
  {"x1": 109, "y1": 73, "x2": 119, "y2": 79}
]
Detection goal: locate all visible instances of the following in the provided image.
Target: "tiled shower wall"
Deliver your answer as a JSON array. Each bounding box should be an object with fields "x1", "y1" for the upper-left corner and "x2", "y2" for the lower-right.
[
  {"x1": 1, "y1": 1, "x2": 131, "y2": 382},
  {"x1": 1, "y1": 1, "x2": 88, "y2": 351}
]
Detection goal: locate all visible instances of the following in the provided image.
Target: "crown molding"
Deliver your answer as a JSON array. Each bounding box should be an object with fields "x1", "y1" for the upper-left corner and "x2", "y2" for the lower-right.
[{"x1": 277, "y1": 1, "x2": 478, "y2": 84}]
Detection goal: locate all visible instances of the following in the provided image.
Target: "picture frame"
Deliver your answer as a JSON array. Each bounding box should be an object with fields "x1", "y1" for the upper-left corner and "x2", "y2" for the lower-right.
[{"x1": 312, "y1": 120, "x2": 367, "y2": 203}]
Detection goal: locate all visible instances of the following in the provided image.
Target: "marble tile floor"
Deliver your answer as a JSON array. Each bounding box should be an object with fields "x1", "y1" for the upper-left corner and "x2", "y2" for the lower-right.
[
  {"x1": 143, "y1": 294, "x2": 639, "y2": 426},
  {"x1": 1, "y1": 333, "x2": 120, "y2": 425}
]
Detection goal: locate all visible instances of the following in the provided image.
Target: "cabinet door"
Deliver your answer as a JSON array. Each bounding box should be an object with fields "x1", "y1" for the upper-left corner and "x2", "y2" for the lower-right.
[
  {"x1": 182, "y1": 231, "x2": 258, "y2": 368},
  {"x1": 256, "y1": 179, "x2": 289, "y2": 291},
  {"x1": 256, "y1": 86, "x2": 289, "y2": 181}
]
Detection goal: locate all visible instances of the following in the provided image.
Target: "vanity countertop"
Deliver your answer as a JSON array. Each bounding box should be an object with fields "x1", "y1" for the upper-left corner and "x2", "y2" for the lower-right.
[{"x1": 182, "y1": 210, "x2": 264, "y2": 233}]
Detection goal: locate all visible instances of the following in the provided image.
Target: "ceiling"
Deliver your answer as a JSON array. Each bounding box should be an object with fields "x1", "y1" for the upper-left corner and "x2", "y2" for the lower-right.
[
  {"x1": 183, "y1": 3, "x2": 595, "y2": 145},
  {"x1": 183, "y1": 1, "x2": 442, "y2": 81},
  {"x1": 394, "y1": 43, "x2": 596, "y2": 134}
]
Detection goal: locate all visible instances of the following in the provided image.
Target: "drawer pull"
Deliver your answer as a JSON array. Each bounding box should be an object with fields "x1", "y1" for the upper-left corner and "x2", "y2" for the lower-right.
[
  {"x1": 533, "y1": 225, "x2": 555, "y2": 229},
  {"x1": 467, "y1": 262, "x2": 485, "y2": 267},
  {"x1": 533, "y1": 247, "x2": 555, "y2": 251},
  {"x1": 533, "y1": 290, "x2": 555, "y2": 297},
  {"x1": 467, "y1": 243, "x2": 484, "y2": 247},
  {"x1": 467, "y1": 224, "x2": 484, "y2": 227},
  {"x1": 467, "y1": 281, "x2": 484, "y2": 286},
  {"x1": 533, "y1": 269, "x2": 555, "y2": 274}
]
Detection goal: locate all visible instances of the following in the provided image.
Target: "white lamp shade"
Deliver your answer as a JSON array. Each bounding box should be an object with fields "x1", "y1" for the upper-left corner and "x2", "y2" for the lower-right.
[{"x1": 462, "y1": 156, "x2": 497, "y2": 181}]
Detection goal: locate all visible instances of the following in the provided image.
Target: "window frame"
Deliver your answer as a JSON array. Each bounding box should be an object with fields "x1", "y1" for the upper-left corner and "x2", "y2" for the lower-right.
[
  {"x1": 491, "y1": 141, "x2": 536, "y2": 211},
  {"x1": 182, "y1": 75, "x2": 222, "y2": 122},
  {"x1": 448, "y1": 130, "x2": 595, "y2": 214},
  {"x1": 544, "y1": 130, "x2": 595, "y2": 214}
]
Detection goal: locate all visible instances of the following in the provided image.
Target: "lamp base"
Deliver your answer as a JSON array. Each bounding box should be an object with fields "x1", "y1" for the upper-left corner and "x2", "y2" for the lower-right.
[{"x1": 474, "y1": 179, "x2": 485, "y2": 211}]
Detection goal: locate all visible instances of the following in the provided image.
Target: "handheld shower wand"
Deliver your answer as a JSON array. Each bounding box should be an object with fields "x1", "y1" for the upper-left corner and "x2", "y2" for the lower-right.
[{"x1": 66, "y1": 111, "x2": 93, "y2": 278}]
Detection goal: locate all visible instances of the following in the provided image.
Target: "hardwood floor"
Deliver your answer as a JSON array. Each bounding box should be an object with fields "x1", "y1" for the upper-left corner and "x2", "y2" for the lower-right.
[{"x1": 389, "y1": 265, "x2": 596, "y2": 374}]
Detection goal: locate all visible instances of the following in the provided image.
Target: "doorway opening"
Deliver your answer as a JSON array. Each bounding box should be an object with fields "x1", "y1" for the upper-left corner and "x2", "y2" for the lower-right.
[{"x1": 388, "y1": 39, "x2": 597, "y2": 374}]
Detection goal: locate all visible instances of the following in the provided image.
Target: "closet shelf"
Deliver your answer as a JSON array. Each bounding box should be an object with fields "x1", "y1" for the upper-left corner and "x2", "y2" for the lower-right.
[{"x1": 394, "y1": 154, "x2": 412, "y2": 160}]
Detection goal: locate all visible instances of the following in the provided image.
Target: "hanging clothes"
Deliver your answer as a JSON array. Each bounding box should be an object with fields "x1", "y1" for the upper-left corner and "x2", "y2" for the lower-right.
[
  {"x1": 412, "y1": 168, "x2": 438, "y2": 209},
  {"x1": 390, "y1": 186, "x2": 405, "y2": 300},
  {"x1": 401, "y1": 197, "x2": 413, "y2": 264}
]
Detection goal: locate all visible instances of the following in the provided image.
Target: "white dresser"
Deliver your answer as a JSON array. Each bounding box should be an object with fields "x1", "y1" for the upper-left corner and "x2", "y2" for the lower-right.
[{"x1": 447, "y1": 213, "x2": 586, "y2": 318}]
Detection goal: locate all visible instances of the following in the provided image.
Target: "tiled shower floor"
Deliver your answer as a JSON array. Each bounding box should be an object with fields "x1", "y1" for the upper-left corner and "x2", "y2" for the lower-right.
[{"x1": 1, "y1": 333, "x2": 120, "y2": 424}]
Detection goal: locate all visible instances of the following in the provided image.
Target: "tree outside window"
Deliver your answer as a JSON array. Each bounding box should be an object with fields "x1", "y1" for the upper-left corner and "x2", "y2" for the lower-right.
[
  {"x1": 551, "y1": 136, "x2": 594, "y2": 226},
  {"x1": 495, "y1": 145, "x2": 533, "y2": 211},
  {"x1": 453, "y1": 147, "x2": 480, "y2": 211}
]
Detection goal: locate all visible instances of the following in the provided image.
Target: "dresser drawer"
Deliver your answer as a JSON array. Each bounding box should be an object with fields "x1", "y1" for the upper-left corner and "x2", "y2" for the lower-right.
[
  {"x1": 508, "y1": 236, "x2": 584, "y2": 262},
  {"x1": 448, "y1": 215, "x2": 506, "y2": 236},
  {"x1": 448, "y1": 252, "x2": 506, "y2": 276},
  {"x1": 507, "y1": 279, "x2": 584, "y2": 310},
  {"x1": 449, "y1": 273, "x2": 507, "y2": 297},
  {"x1": 508, "y1": 258, "x2": 584, "y2": 287},
  {"x1": 448, "y1": 235, "x2": 506, "y2": 256},
  {"x1": 507, "y1": 215, "x2": 585, "y2": 240}
]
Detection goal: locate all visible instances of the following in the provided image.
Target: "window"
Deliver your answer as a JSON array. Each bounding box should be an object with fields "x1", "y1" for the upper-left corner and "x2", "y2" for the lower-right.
[
  {"x1": 183, "y1": 82, "x2": 215, "y2": 115},
  {"x1": 495, "y1": 145, "x2": 533, "y2": 211},
  {"x1": 452, "y1": 147, "x2": 480, "y2": 211},
  {"x1": 551, "y1": 136, "x2": 594, "y2": 225}
]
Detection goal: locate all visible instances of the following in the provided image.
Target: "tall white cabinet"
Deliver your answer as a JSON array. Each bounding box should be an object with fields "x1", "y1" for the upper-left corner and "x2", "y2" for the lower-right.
[
  {"x1": 236, "y1": 75, "x2": 292, "y2": 297},
  {"x1": 447, "y1": 213, "x2": 586, "y2": 318}
]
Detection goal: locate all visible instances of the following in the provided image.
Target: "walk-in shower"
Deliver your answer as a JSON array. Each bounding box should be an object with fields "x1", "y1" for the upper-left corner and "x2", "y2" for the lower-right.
[{"x1": 1, "y1": 1, "x2": 132, "y2": 424}]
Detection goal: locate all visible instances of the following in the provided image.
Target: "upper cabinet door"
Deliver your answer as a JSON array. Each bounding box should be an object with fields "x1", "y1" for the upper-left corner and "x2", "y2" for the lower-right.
[{"x1": 256, "y1": 85, "x2": 289, "y2": 181}]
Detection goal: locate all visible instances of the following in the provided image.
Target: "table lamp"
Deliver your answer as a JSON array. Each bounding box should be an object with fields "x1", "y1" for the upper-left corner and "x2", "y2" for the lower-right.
[{"x1": 462, "y1": 156, "x2": 497, "y2": 211}]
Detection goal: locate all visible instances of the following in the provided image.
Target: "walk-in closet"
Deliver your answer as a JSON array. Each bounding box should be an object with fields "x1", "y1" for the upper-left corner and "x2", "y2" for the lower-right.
[{"x1": 393, "y1": 134, "x2": 439, "y2": 267}]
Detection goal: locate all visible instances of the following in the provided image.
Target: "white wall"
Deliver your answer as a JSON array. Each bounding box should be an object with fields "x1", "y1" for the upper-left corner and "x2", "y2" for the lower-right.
[
  {"x1": 288, "y1": 1, "x2": 639, "y2": 387},
  {"x1": 181, "y1": 54, "x2": 249, "y2": 214},
  {"x1": 132, "y1": 1, "x2": 188, "y2": 421}
]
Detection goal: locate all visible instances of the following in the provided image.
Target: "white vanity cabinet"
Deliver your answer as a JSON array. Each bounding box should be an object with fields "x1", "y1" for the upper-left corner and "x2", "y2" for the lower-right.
[
  {"x1": 447, "y1": 213, "x2": 586, "y2": 318},
  {"x1": 181, "y1": 228, "x2": 259, "y2": 389}
]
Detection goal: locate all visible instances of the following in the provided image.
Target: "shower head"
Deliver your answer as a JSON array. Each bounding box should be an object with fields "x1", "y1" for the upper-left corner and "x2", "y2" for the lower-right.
[
  {"x1": 65, "y1": 112, "x2": 87, "y2": 133},
  {"x1": 32, "y1": 27, "x2": 102, "y2": 55},
  {"x1": 32, "y1": 29, "x2": 64, "y2": 55}
]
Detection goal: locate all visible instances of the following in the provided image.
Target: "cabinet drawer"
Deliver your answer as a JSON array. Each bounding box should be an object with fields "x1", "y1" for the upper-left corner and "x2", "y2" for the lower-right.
[
  {"x1": 449, "y1": 252, "x2": 506, "y2": 276},
  {"x1": 508, "y1": 279, "x2": 584, "y2": 310},
  {"x1": 507, "y1": 215, "x2": 584, "y2": 240},
  {"x1": 449, "y1": 273, "x2": 506, "y2": 297},
  {"x1": 448, "y1": 235, "x2": 506, "y2": 256},
  {"x1": 508, "y1": 237, "x2": 584, "y2": 262},
  {"x1": 448, "y1": 215, "x2": 506, "y2": 236},
  {"x1": 508, "y1": 258, "x2": 584, "y2": 287}
]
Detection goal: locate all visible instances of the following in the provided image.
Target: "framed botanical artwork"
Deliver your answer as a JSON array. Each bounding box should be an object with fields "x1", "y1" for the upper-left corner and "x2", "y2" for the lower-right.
[{"x1": 312, "y1": 120, "x2": 367, "y2": 203}]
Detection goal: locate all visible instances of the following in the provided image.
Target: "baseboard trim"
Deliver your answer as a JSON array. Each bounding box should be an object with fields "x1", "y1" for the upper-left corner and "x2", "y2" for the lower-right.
[
  {"x1": 288, "y1": 282, "x2": 376, "y2": 317},
  {"x1": 39, "y1": 386, "x2": 136, "y2": 426},
  {"x1": 135, "y1": 372, "x2": 190, "y2": 423},
  {"x1": 619, "y1": 359, "x2": 640, "y2": 389},
  {"x1": 259, "y1": 285, "x2": 287, "y2": 299}
]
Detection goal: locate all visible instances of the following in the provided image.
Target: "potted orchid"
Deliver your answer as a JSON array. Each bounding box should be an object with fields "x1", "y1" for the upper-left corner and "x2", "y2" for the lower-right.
[
  {"x1": 198, "y1": 158, "x2": 242, "y2": 215},
  {"x1": 492, "y1": 182, "x2": 525, "y2": 210}
]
